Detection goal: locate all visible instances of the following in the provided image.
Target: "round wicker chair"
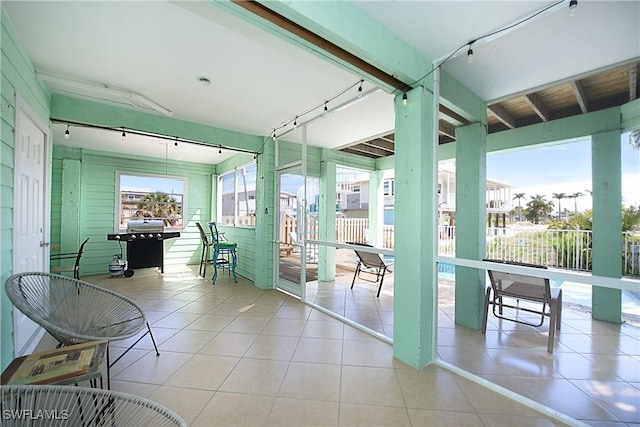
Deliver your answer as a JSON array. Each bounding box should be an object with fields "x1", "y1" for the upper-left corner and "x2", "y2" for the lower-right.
[
  {"x1": 4, "y1": 272, "x2": 160, "y2": 387},
  {"x1": 0, "y1": 385, "x2": 186, "y2": 426}
]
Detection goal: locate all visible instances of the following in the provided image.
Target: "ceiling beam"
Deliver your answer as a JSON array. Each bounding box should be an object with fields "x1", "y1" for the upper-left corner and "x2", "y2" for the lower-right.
[
  {"x1": 487, "y1": 104, "x2": 516, "y2": 129},
  {"x1": 438, "y1": 120, "x2": 456, "y2": 139},
  {"x1": 363, "y1": 139, "x2": 395, "y2": 153},
  {"x1": 523, "y1": 93, "x2": 549, "y2": 121},
  {"x1": 630, "y1": 63, "x2": 637, "y2": 102},
  {"x1": 231, "y1": 1, "x2": 470, "y2": 127},
  {"x1": 571, "y1": 80, "x2": 589, "y2": 113}
]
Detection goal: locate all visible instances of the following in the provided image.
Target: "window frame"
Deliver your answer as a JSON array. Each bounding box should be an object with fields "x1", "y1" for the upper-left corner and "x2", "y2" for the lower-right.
[
  {"x1": 115, "y1": 171, "x2": 187, "y2": 232},
  {"x1": 217, "y1": 161, "x2": 257, "y2": 227}
]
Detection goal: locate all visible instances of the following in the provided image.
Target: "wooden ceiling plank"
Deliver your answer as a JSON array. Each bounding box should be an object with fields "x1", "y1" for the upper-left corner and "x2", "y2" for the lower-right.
[
  {"x1": 571, "y1": 80, "x2": 589, "y2": 113},
  {"x1": 363, "y1": 140, "x2": 395, "y2": 153},
  {"x1": 439, "y1": 120, "x2": 456, "y2": 139},
  {"x1": 487, "y1": 103, "x2": 516, "y2": 129},
  {"x1": 629, "y1": 63, "x2": 637, "y2": 102},
  {"x1": 524, "y1": 93, "x2": 549, "y2": 121}
]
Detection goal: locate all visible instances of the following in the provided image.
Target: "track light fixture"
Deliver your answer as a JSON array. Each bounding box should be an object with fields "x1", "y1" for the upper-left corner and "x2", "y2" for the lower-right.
[
  {"x1": 569, "y1": 0, "x2": 577, "y2": 16},
  {"x1": 402, "y1": 92, "x2": 407, "y2": 107},
  {"x1": 64, "y1": 125, "x2": 70, "y2": 140},
  {"x1": 121, "y1": 128, "x2": 127, "y2": 142}
]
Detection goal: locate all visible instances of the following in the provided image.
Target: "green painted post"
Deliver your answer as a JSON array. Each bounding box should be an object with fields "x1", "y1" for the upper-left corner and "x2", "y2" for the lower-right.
[
  {"x1": 454, "y1": 123, "x2": 487, "y2": 329},
  {"x1": 591, "y1": 130, "x2": 622, "y2": 323},
  {"x1": 393, "y1": 87, "x2": 436, "y2": 368},
  {"x1": 318, "y1": 159, "x2": 336, "y2": 281},
  {"x1": 60, "y1": 159, "x2": 81, "y2": 252},
  {"x1": 368, "y1": 170, "x2": 385, "y2": 247},
  {"x1": 254, "y1": 139, "x2": 276, "y2": 290}
]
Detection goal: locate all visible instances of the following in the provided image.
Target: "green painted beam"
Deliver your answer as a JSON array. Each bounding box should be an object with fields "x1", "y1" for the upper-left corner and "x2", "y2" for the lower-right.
[
  {"x1": 591, "y1": 130, "x2": 622, "y2": 323},
  {"x1": 50, "y1": 94, "x2": 263, "y2": 152},
  {"x1": 454, "y1": 123, "x2": 487, "y2": 329},
  {"x1": 440, "y1": 71, "x2": 487, "y2": 124},
  {"x1": 318, "y1": 160, "x2": 336, "y2": 281},
  {"x1": 254, "y1": 139, "x2": 276, "y2": 289},
  {"x1": 393, "y1": 86, "x2": 437, "y2": 368},
  {"x1": 368, "y1": 170, "x2": 384, "y2": 247},
  {"x1": 60, "y1": 159, "x2": 81, "y2": 253}
]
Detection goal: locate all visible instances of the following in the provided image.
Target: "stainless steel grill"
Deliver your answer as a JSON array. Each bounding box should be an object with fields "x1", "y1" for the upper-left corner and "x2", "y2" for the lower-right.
[{"x1": 126, "y1": 220, "x2": 164, "y2": 233}]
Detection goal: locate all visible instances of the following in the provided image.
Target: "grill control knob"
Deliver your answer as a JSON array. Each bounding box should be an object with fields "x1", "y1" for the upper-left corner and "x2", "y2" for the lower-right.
[
  {"x1": 140, "y1": 234, "x2": 146, "y2": 239},
  {"x1": 156, "y1": 233, "x2": 162, "y2": 238},
  {"x1": 115, "y1": 235, "x2": 121, "y2": 240},
  {"x1": 148, "y1": 234, "x2": 154, "y2": 238},
  {"x1": 130, "y1": 234, "x2": 136, "y2": 240}
]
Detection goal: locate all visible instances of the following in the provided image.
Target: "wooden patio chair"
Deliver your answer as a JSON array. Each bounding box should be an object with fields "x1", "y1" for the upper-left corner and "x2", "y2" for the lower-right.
[
  {"x1": 348, "y1": 242, "x2": 391, "y2": 297},
  {"x1": 481, "y1": 259, "x2": 562, "y2": 353},
  {"x1": 4, "y1": 272, "x2": 160, "y2": 388}
]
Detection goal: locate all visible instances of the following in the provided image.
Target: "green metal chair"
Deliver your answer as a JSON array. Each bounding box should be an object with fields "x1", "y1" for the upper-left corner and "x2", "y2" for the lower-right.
[{"x1": 208, "y1": 222, "x2": 237, "y2": 284}]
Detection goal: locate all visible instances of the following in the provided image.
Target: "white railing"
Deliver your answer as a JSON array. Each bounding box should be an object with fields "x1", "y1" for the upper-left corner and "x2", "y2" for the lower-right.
[{"x1": 277, "y1": 217, "x2": 640, "y2": 277}]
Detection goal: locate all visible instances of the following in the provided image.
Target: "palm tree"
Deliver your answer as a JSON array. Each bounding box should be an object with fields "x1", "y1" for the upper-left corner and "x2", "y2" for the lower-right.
[
  {"x1": 569, "y1": 191, "x2": 583, "y2": 215},
  {"x1": 525, "y1": 194, "x2": 553, "y2": 224},
  {"x1": 137, "y1": 192, "x2": 181, "y2": 226},
  {"x1": 552, "y1": 192, "x2": 567, "y2": 220},
  {"x1": 513, "y1": 192, "x2": 526, "y2": 222}
]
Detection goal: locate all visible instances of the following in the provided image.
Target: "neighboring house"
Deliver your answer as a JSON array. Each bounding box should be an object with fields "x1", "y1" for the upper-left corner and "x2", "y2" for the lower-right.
[{"x1": 336, "y1": 168, "x2": 513, "y2": 226}]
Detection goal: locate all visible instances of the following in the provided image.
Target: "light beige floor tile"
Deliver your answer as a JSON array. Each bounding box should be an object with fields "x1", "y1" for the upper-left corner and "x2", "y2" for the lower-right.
[
  {"x1": 477, "y1": 414, "x2": 559, "y2": 426},
  {"x1": 339, "y1": 403, "x2": 411, "y2": 426},
  {"x1": 237, "y1": 304, "x2": 282, "y2": 318},
  {"x1": 111, "y1": 326, "x2": 178, "y2": 351},
  {"x1": 184, "y1": 314, "x2": 235, "y2": 331},
  {"x1": 342, "y1": 338, "x2": 394, "y2": 368},
  {"x1": 152, "y1": 311, "x2": 203, "y2": 329},
  {"x1": 158, "y1": 329, "x2": 217, "y2": 353},
  {"x1": 302, "y1": 319, "x2": 344, "y2": 339},
  {"x1": 261, "y1": 318, "x2": 307, "y2": 336},
  {"x1": 147, "y1": 385, "x2": 214, "y2": 425},
  {"x1": 176, "y1": 300, "x2": 221, "y2": 314},
  {"x1": 191, "y1": 392, "x2": 274, "y2": 427},
  {"x1": 273, "y1": 304, "x2": 313, "y2": 319},
  {"x1": 108, "y1": 347, "x2": 151, "y2": 376},
  {"x1": 244, "y1": 334, "x2": 300, "y2": 360},
  {"x1": 219, "y1": 358, "x2": 289, "y2": 396},
  {"x1": 223, "y1": 316, "x2": 270, "y2": 334},
  {"x1": 395, "y1": 366, "x2": 475, "y2": 412},
  {"x1": 340, "y1": 366, "x2": 405, "y2": 407},
  {"x1": 199, "y1": 332, "x2": 258, "y2": 357},
  {"x1": 292, "y1": 337, "x2": 343, "y2": 364},
  {"x1": 109, "y1": 380, "x2": 159, "y2": 398},
  {"x1": 278, "y1": 361, "x2": 341, "y2": 401},
  {"x1": 407, "y1": 408, "x2": 484, "y2": 426},
  {"x1": 265, "y1": 397, "x2": 339, "y2": 426},
  {"x1": 165, "y1": 353, "x2": 239, "y2": 390},
  {"x1": 113, "y1": 350, "x2": 193, "y2": 384}
]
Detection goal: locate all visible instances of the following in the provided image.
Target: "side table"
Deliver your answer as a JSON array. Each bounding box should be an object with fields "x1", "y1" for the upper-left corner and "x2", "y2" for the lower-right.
[{"x1": 1, "y1": 340, "x2": 107, "y2": 388}]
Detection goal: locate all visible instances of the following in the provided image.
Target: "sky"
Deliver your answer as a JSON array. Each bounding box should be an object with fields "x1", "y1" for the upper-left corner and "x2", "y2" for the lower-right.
[{"x1": 486, "y1": 135, "x2": 640, "y2": 212}]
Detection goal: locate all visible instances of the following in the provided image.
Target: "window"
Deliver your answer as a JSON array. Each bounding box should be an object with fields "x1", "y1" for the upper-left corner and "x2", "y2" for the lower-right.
[
  {"x1": 116, "y1": 172, "x2": 186, "y2": 231},
  {"x1": 383, "y1": 179, "x2": 395, "y2": 196},
  {"x1": 219, "y1": 162, "x2": 257, "y2": 226},
  {"x1": 352, "y1": 184, "x2": 361, "y2": 193}
]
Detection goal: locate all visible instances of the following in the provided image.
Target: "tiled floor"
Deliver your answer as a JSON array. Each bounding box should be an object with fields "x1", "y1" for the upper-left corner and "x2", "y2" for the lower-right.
[{"x1": 38, "y1": 266, "x2": 638, "y2": 426}]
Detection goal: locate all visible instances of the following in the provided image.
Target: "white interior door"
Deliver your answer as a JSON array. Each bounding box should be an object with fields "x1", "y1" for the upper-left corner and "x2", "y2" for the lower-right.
[{"x1": 12, "y1": 100, "x2": 48, "y2": 356}]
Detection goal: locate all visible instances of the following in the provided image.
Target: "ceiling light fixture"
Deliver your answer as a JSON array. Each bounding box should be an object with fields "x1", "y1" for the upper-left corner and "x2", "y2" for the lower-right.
[
  {"x1": 121, "y1": 128, "x2": 127, "y2": 142},
  {"x1": 467, "y1": 45, "x2": 475, "y2": 63},
  {"x1": 64, "y1": 125, "x2": 70, "y2": 140},
  {"x1": 174, "y1": 139, "x2": 178, "y2": 149},
  {"x1": 218, "y1": 147, "x2": 222, "y2": 155},
  {"x1": 293, "y1": 117, "x2": 298, "y2": 129},
  {"x1": 402, "y1": 92, "x2": 408, "y2": 107},
  {"x1": 357, "y1": 80, "x2": 364, "y2": 98},
  {"x1": 197, "y1": 76, "x2": 211, "y2": 85},
  {"x1": 569, "y1": 0, "x2": 577, "y2": 16}
]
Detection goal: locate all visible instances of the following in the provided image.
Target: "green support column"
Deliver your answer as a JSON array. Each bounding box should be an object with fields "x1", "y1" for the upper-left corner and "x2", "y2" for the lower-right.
[
  {"x1": 60, "y1": 159, "x2": 81, "y2": 251},
  {"x1": 318, "y1": 159, "x2": 336, "y2": 281},
  {"x1": 254, "y1": 139, "x2": 276, "y2": 290},
  {"x1": 393, "y1": 86, "x2": 437, "y2": 368},
  {"x1": 454, "y1": 123, "x2": 487, "y2": 329},
  {"x1": 368, "y1": 170, "x2": 384, "y2": 247},
  {"x1": 591, "y1": 130, "x2": 622, "y2": 323}
]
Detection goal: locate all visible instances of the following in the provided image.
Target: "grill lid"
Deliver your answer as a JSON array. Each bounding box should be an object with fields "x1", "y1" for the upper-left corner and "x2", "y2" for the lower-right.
[{"x1": 127, "y1": 220, "x2": 164, "y2": 232}]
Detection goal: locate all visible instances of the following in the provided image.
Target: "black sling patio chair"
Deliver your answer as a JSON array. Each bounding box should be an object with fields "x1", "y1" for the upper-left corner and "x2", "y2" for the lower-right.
[{"x1": 348, "y1": 242, "x2": 391, "y2": 298}]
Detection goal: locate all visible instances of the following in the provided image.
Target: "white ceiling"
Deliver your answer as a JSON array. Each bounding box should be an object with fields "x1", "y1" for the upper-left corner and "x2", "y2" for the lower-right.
[{"x1": 3, "y1": 1, "x2": 638, "y2": 164}]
